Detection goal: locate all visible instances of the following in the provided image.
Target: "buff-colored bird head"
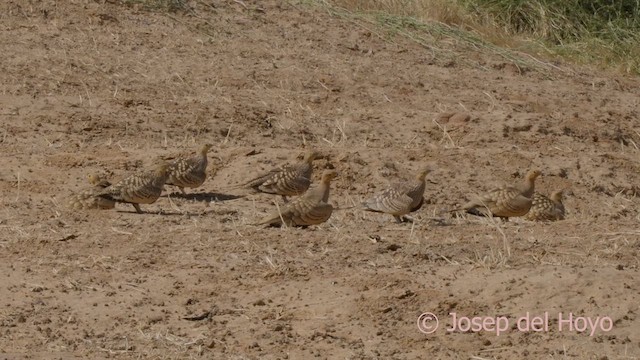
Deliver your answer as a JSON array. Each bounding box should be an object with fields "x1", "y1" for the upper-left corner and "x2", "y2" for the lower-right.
[
  {"x1": 304, "y1": 150, "x2": 321, "y2": 163},
  {"x1": 416, "y1": 167, "x2": 432, "y2": 181},
  {"x1": 87, "y1": 173, "x2": 102, "y2": 185},
  {"x1": 321, "y1": 169, "x2": 338, "y2": 183},
  {"x1": 155, "y1": 162, "x2": 172, "y2": 176},
  {"x1": 200, "y1": 143, "x2": 214, "y2": 155},
  {"x1": 550, "y1": 190, "x2": 564, "y2": 203},
  {"x1": 526, "y1": 169, "x2": 542, "y2": 181}
]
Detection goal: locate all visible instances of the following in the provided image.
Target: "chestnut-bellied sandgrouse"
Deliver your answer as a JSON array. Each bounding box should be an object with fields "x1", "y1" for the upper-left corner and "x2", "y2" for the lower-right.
[
  {"x1": 166, "y1": 144, "x2": 213, "y2": 194},
  {"x1": 524, "y1": 190, "x2": 565, "y2": 221},
  {"x1": 66, "y1": 174, "x2": 115, "y2": 210},
  {"x1": 362, "y1": 168, "x2": 430, "y2": 223},
  {"x1": 97, "y1": 162, "x2": 171, "y2": 213},
  {"x1": 257, "y1": 170, "x2": 337, "y2": 227},
  {"x1": 455, "y1": 169, "x2": 541, "y2": 219},
  {"x1": 239, "y1": 150, "x2": 320, "y2": 201}
]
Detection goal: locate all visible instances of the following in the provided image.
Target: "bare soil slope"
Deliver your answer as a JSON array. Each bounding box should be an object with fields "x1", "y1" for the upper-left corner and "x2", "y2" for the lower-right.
[{"x1": 0, "y1": 1, "x2": 639, "y2": 359}]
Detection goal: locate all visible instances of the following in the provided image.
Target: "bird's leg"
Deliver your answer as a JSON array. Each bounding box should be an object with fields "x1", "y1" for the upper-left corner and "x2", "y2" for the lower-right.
[
  {"x1": 132, "y1": 203, "x2": 143, "y2": 214},
  {"x1": 179, "y1": 187, "x2": 186, "y2": 195},
  {"x1": 393, "y1": 215, "x2": 402, "y2": 223},
  {"x1": 281, "y1": 195, "x2": 289, "y2": 203},
  {"x1": 401, "y1": 215, "x2": 415, "y2": 223}
]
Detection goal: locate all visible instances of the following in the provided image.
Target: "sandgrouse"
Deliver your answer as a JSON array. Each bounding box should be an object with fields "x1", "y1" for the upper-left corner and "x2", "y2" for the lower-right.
[
  {"x1": 166, "y1": 143, "x2": 213, "y2": 194},
  {"x1": 66, "y1": 174, "x2": 115, "y2": 210},
  {"x1": 97, "y1": 162, "x2": 171, "y2": 213},
  {"x1": 239, "y1": 150, "x2": 320, "y2": 201},
  {"x1": 257, "y1": 170, "x2": 337, "y2": 227},
  {"x1": 524, "y1": 190, "x2": 565, "y2": 221},
  {"x1": 456, "y1": 169, "x2": 541, "y2": 219},
  {"x1": 88, "y1": 173, "x2": 112, "y2": 188},
  {"x1": 363, "y1": 168, "x2": 430, "y2": 223}
]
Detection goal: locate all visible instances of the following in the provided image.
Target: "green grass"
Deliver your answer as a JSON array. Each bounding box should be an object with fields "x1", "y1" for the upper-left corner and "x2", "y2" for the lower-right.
[
  {"x1": 327, "y1": 0, "x2": 640, "y2": 75},
  {"x1": 314, "y1": 0, "x2": 558, "y2": 73},
  {"x1": 461, "y1": 0, "x2": 640, "y2": 73}
]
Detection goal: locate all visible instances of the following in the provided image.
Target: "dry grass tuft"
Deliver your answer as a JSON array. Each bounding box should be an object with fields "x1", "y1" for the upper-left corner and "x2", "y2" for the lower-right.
[
  {"x1": 312, "y1": 0, "x2": 559, "y2": 75},
  {"x1": 321, "y1": 0, "x2": 640, "y2": 75}
]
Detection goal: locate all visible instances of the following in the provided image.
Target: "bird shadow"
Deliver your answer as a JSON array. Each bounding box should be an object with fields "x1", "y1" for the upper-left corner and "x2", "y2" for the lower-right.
[
  {"x1": 424, "y1": 217, "x2": 455, "y2": 227},
  {"x1": 116, "y1": 209, "x2": 229, "y2": 217},
  {"x1": 115, "y1": 209, "x2": 194, "y2": 216},
  {"x1": 163, "y1": 192, "x2": 245, "y2": 202}
]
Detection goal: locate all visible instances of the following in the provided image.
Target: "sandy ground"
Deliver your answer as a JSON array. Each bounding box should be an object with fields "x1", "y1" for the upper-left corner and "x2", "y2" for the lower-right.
[{"x1": 1, "y1": 0, "x2": 639, "y2": 359}]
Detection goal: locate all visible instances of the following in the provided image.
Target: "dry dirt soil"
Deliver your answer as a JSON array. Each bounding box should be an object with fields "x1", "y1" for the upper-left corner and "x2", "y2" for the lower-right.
[{"x1": 1, "y1": 0, "x2": 639, "y2": 359}]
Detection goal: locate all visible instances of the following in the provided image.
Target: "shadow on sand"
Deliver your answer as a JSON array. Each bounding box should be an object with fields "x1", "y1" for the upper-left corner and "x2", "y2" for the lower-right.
[
  {"x1": 116, "y1": 208, "x2": 239, "y2": 216},
  {"x1": 163, "y1": 192, "x2": 245, "y2": 202}
]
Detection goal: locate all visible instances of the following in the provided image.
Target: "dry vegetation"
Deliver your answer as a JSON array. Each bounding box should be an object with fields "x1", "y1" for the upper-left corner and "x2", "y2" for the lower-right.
[{"x1": 328, "y1": 0, "x2": 640, "y2": 74}]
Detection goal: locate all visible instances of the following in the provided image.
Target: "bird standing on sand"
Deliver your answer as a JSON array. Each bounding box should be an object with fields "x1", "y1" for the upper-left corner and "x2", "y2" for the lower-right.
[
  {"x1": 257, "y1": 170, "x2": 337, "y2": 227},
  {"x1": 97, "y1": 162, "x2": 171, "y2": 213},
  {"x1": 238, "y1": 150, "x2": 320, "y2": 201},
  {"x1": 362, "y1": 168, "x2": 430, "y2": 223},
  {"x1": 454, "y1": 169, "x2": 541, "y2": 219},
  {"x1": 165, "y1": 144, "x2": 214, "y2": 194},
  {"x1": 524, "y1": 190, "x2": 565, "y2": 221},
  {"x1": 66, "y1": 174, "x2": 115, "y2": 210}
]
